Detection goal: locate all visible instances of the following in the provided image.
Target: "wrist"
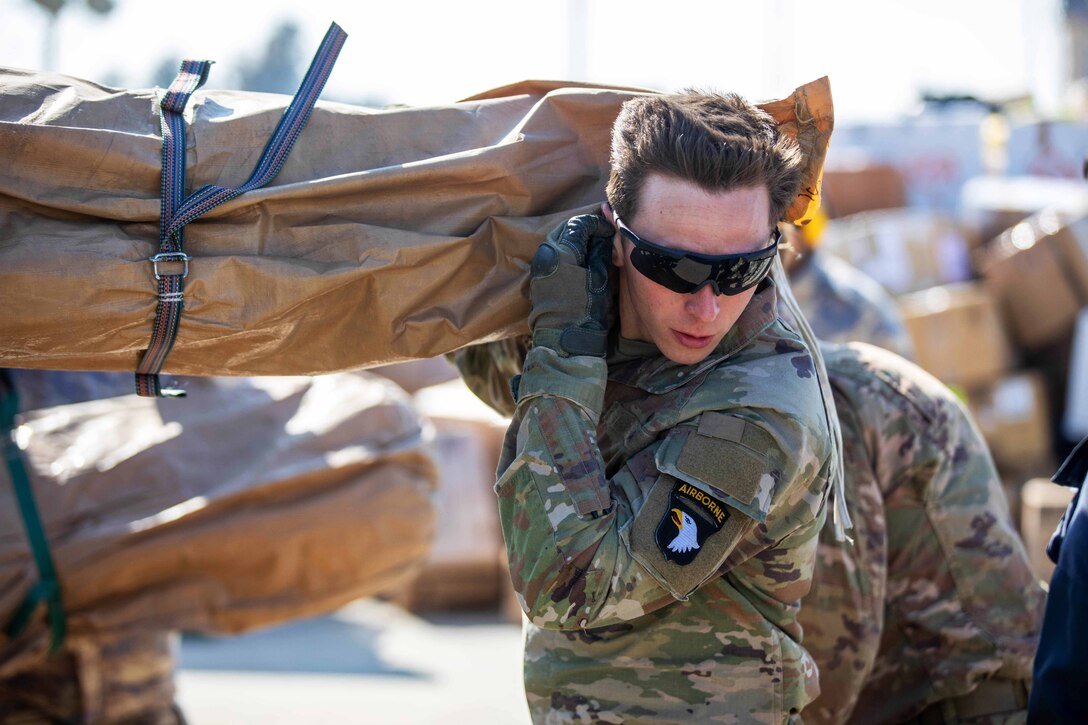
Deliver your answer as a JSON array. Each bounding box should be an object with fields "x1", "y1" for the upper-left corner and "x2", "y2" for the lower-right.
[{"x1": 516, "y1": 346, "x2": 607, "y2": 421}]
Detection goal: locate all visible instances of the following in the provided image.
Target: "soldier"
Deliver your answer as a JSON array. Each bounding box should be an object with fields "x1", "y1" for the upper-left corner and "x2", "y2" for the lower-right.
[
  {"x1": 798, "y1": 342, "x2": 1043, "y2": 724},
  {"x1": 460, "y1": 339, "x2": 1043, "y2": 725},
  {"x1": 456, "y1": 90, "x2": 838, "y2": 723},
  {"x1": 1029, "y1": 434, "x2": 1088, "y2": 722},
  {"x1": 781, "y1": 215, "x2": 915, "y2": 361},
  {"x1": 0, "y1": 630, "x2": 182, "y2": 724},
  {"x1": 456, "y1": 189, "x2": 1041, "y2": 723}
]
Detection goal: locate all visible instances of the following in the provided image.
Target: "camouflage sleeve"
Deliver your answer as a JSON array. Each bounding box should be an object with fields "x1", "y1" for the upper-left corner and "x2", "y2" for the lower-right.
[
  {"x1": 868, "y1": 387, "x2": 1044, "y2": 690},
  {"x1": 497, "y1": 345, "x2": 667, "y2": 630},
  {"x1": 497, "y1": 346, "x2": 802, "y2": 631},
  {"x1": 446, "y1": 337, "x2": 529, "y2": 417}
]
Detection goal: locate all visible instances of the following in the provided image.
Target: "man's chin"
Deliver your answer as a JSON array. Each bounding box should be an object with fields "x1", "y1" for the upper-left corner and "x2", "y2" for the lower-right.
[{"x1": 660, "y1": 341, "x2": 717, "y2": 366}]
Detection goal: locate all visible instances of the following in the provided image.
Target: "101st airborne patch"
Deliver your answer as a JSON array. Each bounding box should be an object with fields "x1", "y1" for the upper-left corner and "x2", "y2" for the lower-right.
[{"x1": 654, "y1": 482, "x2": 731, "y2": 566}]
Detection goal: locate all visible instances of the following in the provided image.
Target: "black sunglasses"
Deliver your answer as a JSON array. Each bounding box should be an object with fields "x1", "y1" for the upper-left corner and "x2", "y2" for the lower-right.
[{"x1": 613, "y1": 215, "x2": 780, "y2": 296}]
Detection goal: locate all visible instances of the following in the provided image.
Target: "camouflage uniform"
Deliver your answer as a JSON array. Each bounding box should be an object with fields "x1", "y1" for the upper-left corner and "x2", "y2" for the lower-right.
[
  {"x1": 457, "y1": 279, "x2": 834, "y2": 724},
  {"x1": 0, "y1": 631, "x2": 181, "y2": 724},
  {"x1": 798, "y1": 342, "x2": 1044, "y2": 724},
  {"x1": 788, "y1": 250, "x2": 915, "y2": 361}
]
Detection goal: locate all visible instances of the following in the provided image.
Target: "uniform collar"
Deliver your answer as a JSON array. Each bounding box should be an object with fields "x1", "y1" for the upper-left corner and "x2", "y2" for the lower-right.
[{"x1": 607, "y1": 278, "x2": 780, "y2": 394}]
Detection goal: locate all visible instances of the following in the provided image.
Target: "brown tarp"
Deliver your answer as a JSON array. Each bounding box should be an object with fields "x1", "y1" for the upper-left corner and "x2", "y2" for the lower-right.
[
  {"x1": 0, "y1": 372, "x2": 438, "y2": 677},
  {"x1": 0, "y1": 71, "x2": 833, "y2": 376}
]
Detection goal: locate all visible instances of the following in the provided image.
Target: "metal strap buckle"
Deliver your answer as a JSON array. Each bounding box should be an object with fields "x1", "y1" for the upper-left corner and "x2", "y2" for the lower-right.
[{"x1": 149, "y1": 252, "x2": 192, "y2": 281}]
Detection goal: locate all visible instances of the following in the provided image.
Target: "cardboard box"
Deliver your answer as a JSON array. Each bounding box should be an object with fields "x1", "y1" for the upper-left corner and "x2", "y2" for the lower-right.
[
  {"x1": 821, "y1": 163, "x2": 907, "y2": 218},
  {"x1": 828, "y1": 120, "x2": 984, "y2": 213},
  {"x1": 967, "y1": 372, "x2": 1053, "y2": 478},
  {"x1": 820, "y1": 208, "x2": 973, "y2": 296},
  {"x1": 1006, "y1": 122, "x2": 1088, "y2": 178},
  {"x1": 1020, "y1": 478, "x2": 1076, "y2": 583},
  {"x1": 980, "y1": 211, "x2": 1088, "y2": 352},
  {"x1": 960, "y1": 175, "x2": 1088, "y2": 247},
  {"x1": 395, "y1": 559, "x2": 503, "y2": 612},
  {"x1": 398, "y1": 379, "x2": 510, "y2": 610},
  {"x1": 899, "y1": 282, "x2": 1016, "y2": 390}
]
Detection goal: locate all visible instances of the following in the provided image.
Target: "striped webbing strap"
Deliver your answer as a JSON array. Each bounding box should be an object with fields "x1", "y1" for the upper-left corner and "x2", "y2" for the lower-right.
[
  {"x1": 134, "y1": 59, "x2": 211, "y2": 397},
  {"x1": 1, "y1": 379, "x2": 66, "y2": 652},
  {"x1": 135, "y1": 22, "x2": 348, "y2": 397}
]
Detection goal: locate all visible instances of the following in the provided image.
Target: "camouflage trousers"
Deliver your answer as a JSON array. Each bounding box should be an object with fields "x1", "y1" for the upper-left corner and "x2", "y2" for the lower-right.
[
  {"x1": 0, "y1": 630, "x2": 182, "y2": 724},
  {"x1": 798, "y1": 403, "x2": 1041, "y2": 724}
]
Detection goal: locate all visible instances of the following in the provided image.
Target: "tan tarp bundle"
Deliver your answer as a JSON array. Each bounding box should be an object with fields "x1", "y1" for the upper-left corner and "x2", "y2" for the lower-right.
[
  {"x1": 0, "y1": 70, "x2": 833, "y2": 376},
  {"x1": 0, "y1": 372, "x2": 438, "y2": 677}
]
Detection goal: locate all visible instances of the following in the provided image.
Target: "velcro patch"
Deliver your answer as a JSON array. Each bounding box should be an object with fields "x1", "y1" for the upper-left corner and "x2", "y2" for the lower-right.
[
  {"x1": 682, "y1": 417, "x2": 776, "y2": 511},
  {"x1": 654, "y1": 416, "x2": 779, "y2": 522},
  {"x1": 696, "y1": 413, "x2": 746, "y2": 442}
]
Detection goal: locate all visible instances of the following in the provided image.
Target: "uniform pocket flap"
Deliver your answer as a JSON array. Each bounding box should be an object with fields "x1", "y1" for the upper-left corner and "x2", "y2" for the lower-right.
[
  {"x1": 654, "y1": 414, "x2": 779, "y2": 523},
  {"x1": 623, "y1": 475, "x2": 751, "y2": 600}
]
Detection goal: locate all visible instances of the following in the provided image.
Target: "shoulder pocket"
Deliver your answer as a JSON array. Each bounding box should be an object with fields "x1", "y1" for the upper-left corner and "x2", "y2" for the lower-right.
[
  {"x1": 654, "y1": 412, "x2": 780, "y2": 523},
  {"x1": 622, "y1": 414, "x2": 781, "y2": 600}
]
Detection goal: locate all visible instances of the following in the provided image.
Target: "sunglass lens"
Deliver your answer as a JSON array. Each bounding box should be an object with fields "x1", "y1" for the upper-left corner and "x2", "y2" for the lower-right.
[
  {"x1": 631, "y1": 249, "x2": 697, "y2": 293},
  {"x1": 627, "y1": 231, "x2": 777, "y2": 296}
]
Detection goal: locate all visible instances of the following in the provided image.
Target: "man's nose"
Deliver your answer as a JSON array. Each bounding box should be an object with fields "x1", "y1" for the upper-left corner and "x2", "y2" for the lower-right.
[{"x1": 685, "y1": 284, "x2": 720, "y2": 322}]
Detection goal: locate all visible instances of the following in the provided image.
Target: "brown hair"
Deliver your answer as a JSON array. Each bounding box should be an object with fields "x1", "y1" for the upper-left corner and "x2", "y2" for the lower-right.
[{"x1": 605, "y1": 90, "x2": 803, "y2": 226}]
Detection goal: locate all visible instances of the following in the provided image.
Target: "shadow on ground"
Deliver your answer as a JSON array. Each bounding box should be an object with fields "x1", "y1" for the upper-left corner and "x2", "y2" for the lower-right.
[{"x1": 180, "y1": 612, "x2": 425, "y2": 677}]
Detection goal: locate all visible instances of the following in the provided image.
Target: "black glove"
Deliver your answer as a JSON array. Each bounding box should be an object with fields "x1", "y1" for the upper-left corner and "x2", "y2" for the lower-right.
[{"x1": 528, "y1": 214, "x2": 613, "y2": 357}]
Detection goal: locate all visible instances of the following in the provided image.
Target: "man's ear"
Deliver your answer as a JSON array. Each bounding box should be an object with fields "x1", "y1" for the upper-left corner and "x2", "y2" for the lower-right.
[
  {"x1": 600, "y1": 201, "x2": 615, "y2": 224},
  {"x1": 600, "y1": 202, "x2": 624, "y2": 268}
]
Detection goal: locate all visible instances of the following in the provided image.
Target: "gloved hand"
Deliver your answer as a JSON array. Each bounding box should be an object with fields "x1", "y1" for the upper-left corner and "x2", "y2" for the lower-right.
[{"x1": 528, "y1": 214, "x2": 613, "y2": 357}]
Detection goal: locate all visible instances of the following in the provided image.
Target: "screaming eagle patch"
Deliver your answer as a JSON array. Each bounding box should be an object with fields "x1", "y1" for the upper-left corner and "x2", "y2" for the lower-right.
[{"x1": 654, "y1": 482, "x2": 731, "y2": 566}]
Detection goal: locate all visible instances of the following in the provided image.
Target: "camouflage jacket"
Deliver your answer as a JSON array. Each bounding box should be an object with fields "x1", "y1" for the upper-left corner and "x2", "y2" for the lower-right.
[
  {"x1": 0, "y1": 631, "x2": 179, "y2": 723},
  {"x1": 788, "y1": 250, "x2": 915, "y2": 361},
  {"x1": 460, "y1": 281, "x2": 834, "y2": 724},
  {"x1": 799, "y1": 342, "x2": 1044, "y2": 724}
]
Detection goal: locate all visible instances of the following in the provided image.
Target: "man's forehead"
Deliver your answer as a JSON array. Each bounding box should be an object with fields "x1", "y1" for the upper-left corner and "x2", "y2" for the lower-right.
[
  {"x1": 629, "y1": 180, "x2": 775, "y2": 255},
  {"x1": 635, "y1": 174, "x2": 770, "y2": 221}
]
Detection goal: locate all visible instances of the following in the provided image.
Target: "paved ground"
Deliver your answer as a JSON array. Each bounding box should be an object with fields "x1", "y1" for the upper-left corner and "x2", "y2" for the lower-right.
[{"x1": 175, "y1": 599, "x2": 530, "y2": 725}]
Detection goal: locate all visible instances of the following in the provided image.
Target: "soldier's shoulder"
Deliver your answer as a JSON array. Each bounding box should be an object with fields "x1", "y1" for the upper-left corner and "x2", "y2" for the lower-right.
[
  {"x1": 823, "y1": 341, "x2": 962, "y2": 425},
  {"x1": 812, "y1": 252, "x2": 899, "y2": 310},
  {"x1": 679, "y1": 324, "x2": 832, "y2": 471},
  {"x1": 696, "y1": 322, "x2": 824, "y2": 413}
]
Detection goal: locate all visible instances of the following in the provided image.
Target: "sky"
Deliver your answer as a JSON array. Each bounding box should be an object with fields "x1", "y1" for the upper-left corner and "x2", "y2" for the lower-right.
[{"x1": 0, "y1": 0, "x2": 1073, "y2": 124}]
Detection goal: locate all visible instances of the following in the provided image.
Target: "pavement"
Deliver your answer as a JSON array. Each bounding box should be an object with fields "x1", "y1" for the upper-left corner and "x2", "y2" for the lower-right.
[{"x1": 175, "y1": 599, "x2": 531, "y2": 725}]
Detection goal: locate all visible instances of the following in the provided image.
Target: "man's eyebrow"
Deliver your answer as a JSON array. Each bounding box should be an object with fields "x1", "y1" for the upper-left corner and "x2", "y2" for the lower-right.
[{"x1": 639, "y1": 229, "x2": 777, "y2": 256}]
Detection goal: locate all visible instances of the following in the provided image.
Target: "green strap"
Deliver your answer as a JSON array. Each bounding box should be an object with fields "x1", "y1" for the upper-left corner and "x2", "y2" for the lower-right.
[{"x1": 1, "y1": 390, "x2": 66, "y2": 652}]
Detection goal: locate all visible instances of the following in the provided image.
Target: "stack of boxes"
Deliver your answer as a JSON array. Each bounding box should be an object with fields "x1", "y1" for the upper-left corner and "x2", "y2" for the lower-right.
[
  {"x1": 979, "y1": 212, "x2": 1088, "y2": 354},
  {"x1": 401, "y1": 376, "x2": 510, "y2": 612},
  {"x1": 896, "y1": 283, "x2": 1054, "y2": 514},
  {"x1": 373, "y1": 357, "x2": 512, "y2": 613},
  {"x1": 820, "y1": 164, "x2": 1088, "y2": 582}
]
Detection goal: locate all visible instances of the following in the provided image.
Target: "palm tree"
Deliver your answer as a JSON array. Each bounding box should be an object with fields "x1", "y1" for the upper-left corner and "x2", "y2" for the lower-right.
[{"x1": 29, "y1": 0, "x2": 115, "y2": 71}]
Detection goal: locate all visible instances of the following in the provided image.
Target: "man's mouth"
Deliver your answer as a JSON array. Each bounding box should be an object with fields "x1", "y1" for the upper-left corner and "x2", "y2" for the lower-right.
[{"x1": 673, "y1": 330, "x2": 714, "y2": 349}]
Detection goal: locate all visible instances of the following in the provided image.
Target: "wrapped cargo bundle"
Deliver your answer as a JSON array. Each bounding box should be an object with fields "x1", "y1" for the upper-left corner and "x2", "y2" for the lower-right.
[
  {"x1": 0, "y1": 65, "x2": 832, "y2": 376},
  {"x1": 0, "y1": 372, "x2": 438, "y2": 678}
]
